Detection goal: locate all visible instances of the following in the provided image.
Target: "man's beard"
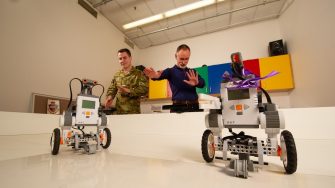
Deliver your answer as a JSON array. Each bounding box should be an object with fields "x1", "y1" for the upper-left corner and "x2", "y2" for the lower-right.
[{"x1": 179, "y1": 63, "x2": 187, "y2": 68}]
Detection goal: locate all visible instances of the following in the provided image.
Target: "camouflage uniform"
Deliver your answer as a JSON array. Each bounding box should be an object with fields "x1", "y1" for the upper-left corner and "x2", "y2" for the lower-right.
[{"x1": 106, "y1": 67, "x2": 148, "y2": 114}]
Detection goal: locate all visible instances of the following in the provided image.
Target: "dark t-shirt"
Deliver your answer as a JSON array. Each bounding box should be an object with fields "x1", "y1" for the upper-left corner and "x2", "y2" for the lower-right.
[{"x1": 154, "y1": 65, "x2": 205, "y2": 101}]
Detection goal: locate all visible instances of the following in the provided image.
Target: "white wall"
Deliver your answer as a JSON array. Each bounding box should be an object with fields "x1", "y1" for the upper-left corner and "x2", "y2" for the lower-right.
[
  {"x1": 139, "y1": 19, "x2": 282, "y2": 69},
  {"x1": 2, "y1": 0, "x2": 334, "y2": 113},
  {"x1": 278, "y1": 0, "x2": 335, "y2": 107},
  {"x1": 138, "y1": 19, "x2": 291, "y2": 108},
  {"x1": 0, "y1": 0, "x2": 137, "y2": 113},
  {"x1": 139, "y1": 0, "x2": 335, "y2": 108}
]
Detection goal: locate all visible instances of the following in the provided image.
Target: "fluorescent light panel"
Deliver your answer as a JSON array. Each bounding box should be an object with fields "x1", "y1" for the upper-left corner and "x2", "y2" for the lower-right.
[
  {"x1": 123, "y1": 14, "x2": 164, "y2": 30},
  {"x1": 122, "y1": 0, "x2": 225, "y2": 30},
  {"x1": 165, "y1": 0, "x2": 215, "y2": 18}
]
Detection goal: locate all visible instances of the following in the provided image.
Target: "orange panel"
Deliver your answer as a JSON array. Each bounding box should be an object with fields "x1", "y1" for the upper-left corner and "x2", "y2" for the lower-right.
[{"x1": 259, "y1": 54, "x2": 294, "y2": 91}]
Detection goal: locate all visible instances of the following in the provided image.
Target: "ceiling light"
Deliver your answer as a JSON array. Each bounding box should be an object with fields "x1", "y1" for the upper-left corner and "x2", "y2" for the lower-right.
[
  {"x1": 123, "y1": 14, "x2": 164, "y2": 30},
  {"x1": 164, "y1": 0, "x2": 216, "y2": 18},
  {"x1": 122, "y1": 0, "x2": 225, "y2": 30}
]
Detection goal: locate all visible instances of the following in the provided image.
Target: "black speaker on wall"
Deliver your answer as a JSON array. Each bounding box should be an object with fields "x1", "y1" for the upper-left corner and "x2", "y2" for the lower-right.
[{"x1": 269, "y1": 39, "x2": 287, "y2": 56}]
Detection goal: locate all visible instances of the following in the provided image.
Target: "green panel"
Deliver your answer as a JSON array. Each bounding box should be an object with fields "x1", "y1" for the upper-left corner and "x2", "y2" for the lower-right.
[{"x1": 194, "y1": 66, "x2": 209, "y2": 94}]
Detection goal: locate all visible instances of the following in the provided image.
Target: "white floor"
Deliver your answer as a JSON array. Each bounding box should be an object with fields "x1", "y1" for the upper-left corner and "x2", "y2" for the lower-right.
[
  {"x1": 1, "y1": 109, "x2": 335, "y2": 187},
  {"x1": 1, "y1": 134, "x2": 335, "y2": 188}
]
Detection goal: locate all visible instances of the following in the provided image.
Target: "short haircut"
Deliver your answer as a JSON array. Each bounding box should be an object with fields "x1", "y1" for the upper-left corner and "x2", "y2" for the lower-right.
[
  {"x1": 118, "y1": 48, "x2": 131, "y2": 57},
  {"x1": 176, "y1": 44, "x2": 190, "y2": 53}
]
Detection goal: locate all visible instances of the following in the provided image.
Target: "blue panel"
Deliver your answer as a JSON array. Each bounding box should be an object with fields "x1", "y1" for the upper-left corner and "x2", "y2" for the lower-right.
[{"x1": 208, "y1": 63, "x2": 232, "y2": 94}]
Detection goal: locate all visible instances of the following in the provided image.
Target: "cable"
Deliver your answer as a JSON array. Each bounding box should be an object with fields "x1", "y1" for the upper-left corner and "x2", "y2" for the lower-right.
[
  {"x1": 72, "y1": 126, "x2": 85, "y2": 135},
  {"x1": 92, "y1": 83, "x2": 105, "y2": 107},
  {"x1": 67, "y1": 78, "x2": 83, "y2": 110},
  {"x1": 231, "y1": 63, "x2": 244, "y2": 80},
  {"x1": 260, "y1": 87, "x2": 272, "y2": 104}
]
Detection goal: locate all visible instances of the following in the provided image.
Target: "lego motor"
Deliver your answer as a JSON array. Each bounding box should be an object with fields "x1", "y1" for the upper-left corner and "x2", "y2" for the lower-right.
[{"x1": 50, "y1": 78, "x2": 111, "y2": 155}]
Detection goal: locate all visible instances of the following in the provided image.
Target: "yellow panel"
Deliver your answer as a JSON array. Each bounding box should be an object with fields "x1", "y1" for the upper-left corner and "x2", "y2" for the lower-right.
[
  {"x1": 259, "y1": 54, "x2": 294, "y2": 91},
  {"x1": 149, "y1": 79, "x2": 168, "y2": 99}
]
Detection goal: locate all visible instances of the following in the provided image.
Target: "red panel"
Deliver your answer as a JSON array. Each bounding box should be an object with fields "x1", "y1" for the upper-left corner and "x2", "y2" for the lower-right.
[{"x1": 243, "y1": 59, "x2": 260, "y2": 77}]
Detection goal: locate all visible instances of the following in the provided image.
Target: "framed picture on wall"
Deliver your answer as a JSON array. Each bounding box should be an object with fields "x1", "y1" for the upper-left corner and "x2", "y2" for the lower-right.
[{"x1": 47, "y1": 99, "x2": 60, "y2": 114}]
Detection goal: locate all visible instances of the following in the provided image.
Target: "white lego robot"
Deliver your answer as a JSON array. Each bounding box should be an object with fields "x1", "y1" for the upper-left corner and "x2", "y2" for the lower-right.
[
  {"x1": 199, "y1": 52, "x2": 297, "y2": 178},
  {"x1": 50, "y1": 78, "x2": 111, "y2": 155}
]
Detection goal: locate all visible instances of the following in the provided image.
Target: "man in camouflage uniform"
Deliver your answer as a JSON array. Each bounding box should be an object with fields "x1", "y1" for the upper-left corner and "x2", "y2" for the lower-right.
[{"x1": 105, "y1": 48, "x2": 148, "y2": 114}]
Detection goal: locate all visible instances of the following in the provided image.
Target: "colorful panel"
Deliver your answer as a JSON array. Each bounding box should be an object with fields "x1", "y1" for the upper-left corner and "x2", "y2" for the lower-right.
[
  {"x1": 148, "y1": 79, "x2": 168, "y2": 99},
  {"x1": 243, "y1": 59, "x2": 260, "y2": 77},
  {"x1": 259, "y1": 54, "x2": 294, "y2": 91},
  {"x1": 194, "y1": 66, "x2": 209, "y2": 94},
  {"x1": 208, "y1": 63, "x2": 232, "y2": 94}
]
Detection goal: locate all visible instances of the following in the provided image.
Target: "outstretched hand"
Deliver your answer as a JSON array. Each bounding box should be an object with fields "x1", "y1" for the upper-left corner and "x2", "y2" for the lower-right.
[
  {"x1": 143, "y1": 67, "x2": 161, "y2": 79},
  {"x1": 184, "y1": 70, "x2": 199, "y2": 86}
]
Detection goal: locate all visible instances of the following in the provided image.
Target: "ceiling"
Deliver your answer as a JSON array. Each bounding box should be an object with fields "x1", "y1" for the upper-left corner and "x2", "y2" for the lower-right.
[{"x1": 86, "y1": 0, "x2": 294, "y2": 49}]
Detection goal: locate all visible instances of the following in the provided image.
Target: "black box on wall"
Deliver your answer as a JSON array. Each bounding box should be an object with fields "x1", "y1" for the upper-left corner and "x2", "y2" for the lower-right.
[{"x1": 269, "y1": 39, "x2": 287, "y2": 56}]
